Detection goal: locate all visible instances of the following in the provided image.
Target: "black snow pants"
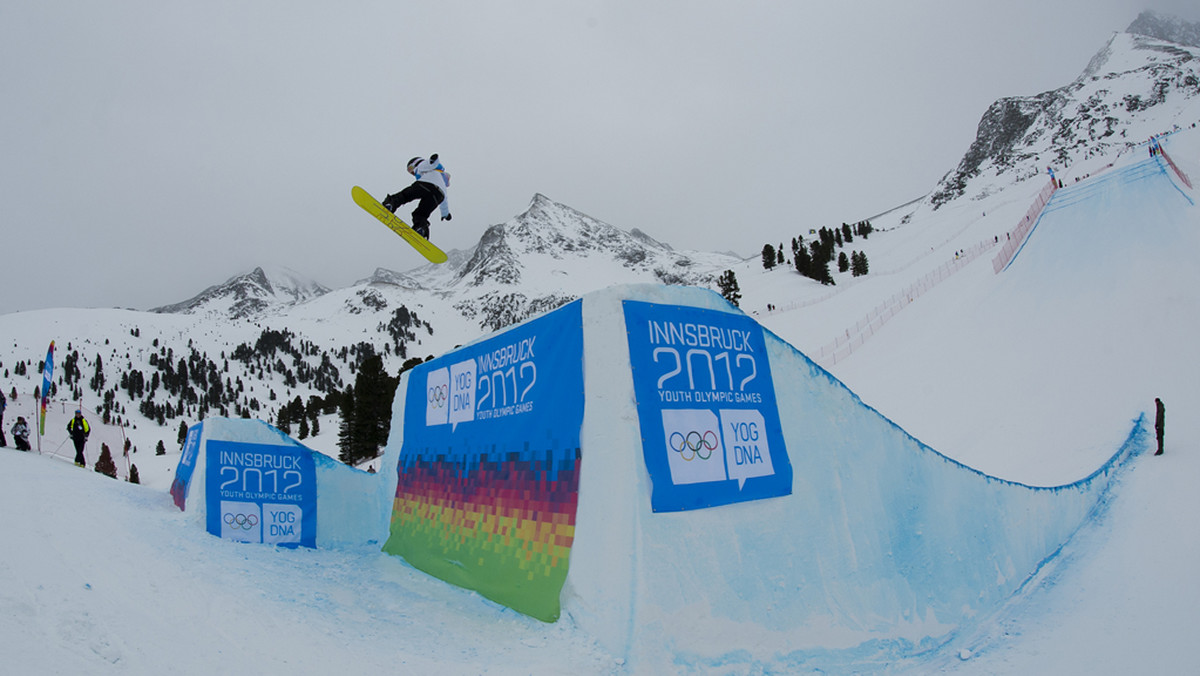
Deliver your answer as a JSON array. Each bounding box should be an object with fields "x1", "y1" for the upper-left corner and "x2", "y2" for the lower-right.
[{"x1": 384, "y1": 182, "x2": 443, "y2": 236}]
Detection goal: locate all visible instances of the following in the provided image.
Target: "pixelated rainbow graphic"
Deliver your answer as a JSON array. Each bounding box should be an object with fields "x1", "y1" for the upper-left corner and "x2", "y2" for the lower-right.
[{"x1": 385, "y1": 448, "x2": 580, "y2": 622}]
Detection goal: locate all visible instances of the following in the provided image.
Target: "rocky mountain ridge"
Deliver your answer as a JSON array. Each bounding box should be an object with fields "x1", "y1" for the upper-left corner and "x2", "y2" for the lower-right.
[
  {"x1": 1128, "y1": 9, "x2": 1200, "y2": 48},
  {"x1": 930, "y1": 19, "x2": 1200, "y2": 207},
  {"x1": 154, "y1": 193, "x2": 740, "y2": 331},
  {"x1": 150, "y1": 265, "x2": 331, "y2": 319}
]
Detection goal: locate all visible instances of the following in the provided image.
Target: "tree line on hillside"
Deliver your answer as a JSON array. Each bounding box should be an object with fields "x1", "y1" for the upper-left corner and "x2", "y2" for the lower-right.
[
  {"x1": 761, "y1": 220, "x2": 874, "y2": 284},
  {"x1": 2, "y1": 303, "x2": 434, "y2": 471},
  {"x1": 267, "y1": 348, "x2": 425, "y2": 467}
]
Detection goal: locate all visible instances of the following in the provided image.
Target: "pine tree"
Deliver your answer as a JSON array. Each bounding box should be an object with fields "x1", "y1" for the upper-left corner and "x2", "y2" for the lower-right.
[
  {"x1": 813, "y1": 258, "x2": 835, "y2": 286},
  {"x1": 94, "y1": 443, "x2": 118, "y2": 479},
  {"x1": 838, "y1": 251, "x2": 850, "y2": 273},
  {"x1": 793, "y1": 243, "x2": 811, "y2": 277},
  {"x1": 177, "y1": 420, "x2": 189, "y2": 448},
  {"x1": 761, "y1": 243, "x2": 777, "y2": 270},
  {"x1": 341, "y1": 353, "x2": 396, "y2": 465},
  {"x1": 276, "y1": 403, "x2": 291, "y2": 434},
  {"x1": 717, "y1": 270, "x2": 741, "y2": 307},
  {"x1": 128, "y1": 464, "x2": 141, "y2": 484},
  {"x1": 155, "y1": 440, "x2": 166, "y2": 456},
  {"x1": 90, "y1": 354, "x2": 105, "y2": 393},
  {"x1": 306, "y1": 396, "x2": 323, "y2": 437},
  {"x1": 851, "y1": 250, "x2": 870, "y2": 277}
]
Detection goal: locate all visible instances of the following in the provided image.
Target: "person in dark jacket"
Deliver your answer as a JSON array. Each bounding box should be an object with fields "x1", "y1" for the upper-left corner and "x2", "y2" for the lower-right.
[
  {"x1": 1154, "y1": 397, "x2": 1165, "y2": 456},
  {"x1": 67, "y1": 410, "x2": 90, "y2": 466},
  {"x1": 0, "y1": 390, "x2": 6, "y2": 447}
]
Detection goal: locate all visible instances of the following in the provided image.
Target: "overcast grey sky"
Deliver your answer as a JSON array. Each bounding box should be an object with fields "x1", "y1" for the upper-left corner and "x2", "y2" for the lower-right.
[{"x1": 2, "y1": 1, "x2": 1196, "y2": 315}]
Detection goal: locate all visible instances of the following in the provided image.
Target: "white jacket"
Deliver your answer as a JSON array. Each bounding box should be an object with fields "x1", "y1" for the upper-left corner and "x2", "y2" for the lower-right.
[{"x1": 413, "y1": 158, "x2": 451, "y2": 219}]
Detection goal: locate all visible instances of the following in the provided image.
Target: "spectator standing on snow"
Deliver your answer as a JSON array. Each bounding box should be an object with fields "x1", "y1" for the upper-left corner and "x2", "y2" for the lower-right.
[
  {"x1": 0, "y1": 390, "x2": 6, "y2": 447},
  {"x1": 1154, "y1": 398, "x2": 1165, "y2": 456},
  {"x1": 67, "y1": 410, "x2": 90, "y2": 467},
  {"x1": 11, "y1": 416, "x2": 31, "y2": 451}
]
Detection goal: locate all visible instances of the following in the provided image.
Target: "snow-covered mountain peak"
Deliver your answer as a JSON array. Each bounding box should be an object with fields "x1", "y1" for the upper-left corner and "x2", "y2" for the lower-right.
[
  {"x1": 401, "y1": 193, "x2": 738, "y2": 331},
  {"x1": 1127, "y1": 10, "x2": 1200, "y2": 49},
  {"x1": 355, "y1": 267, "x2": 425, "y2": 290},
  {"x1": 151, "y1": 265, "x2": 329, "y2": 318},
  {"x1": 455, "y1": 193, "x2": 736, "y2": 291},
  {"x1": 930, "y1": 26, "x2": 1200, "y2": 208},
  {"x1": 507, "y1": 193, "x2": 644, "y2": 258},
  {"x1": 1080, "y1": 29, "x2": 1199, "y2": 82},
  {"x1": 256, "y1": 265, "x2": 330, "y2": 299}
]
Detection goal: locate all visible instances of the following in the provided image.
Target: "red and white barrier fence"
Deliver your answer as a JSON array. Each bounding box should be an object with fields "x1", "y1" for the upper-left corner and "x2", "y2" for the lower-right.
[
  {"x1": 816, "y1": 237, "x2": 998, "y2": 366},
  {"x1": 991, "y1": 178, "x2": 1058, "y2": 274},
  {"x1": 1160, "y1": 146, "x2": 1193, "y2": 190}
]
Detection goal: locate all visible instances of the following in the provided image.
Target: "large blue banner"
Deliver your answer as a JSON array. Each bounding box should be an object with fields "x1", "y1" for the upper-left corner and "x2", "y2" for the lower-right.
[
  {"x1": 205, "y1": 440, "x2": 317, "y2": 548},
  {"x1": 623, "y1": 301, "x2": 792, "y2": 512},
  {"x1": 385, "y1": 299, "x2": 585, "y2": 622}
]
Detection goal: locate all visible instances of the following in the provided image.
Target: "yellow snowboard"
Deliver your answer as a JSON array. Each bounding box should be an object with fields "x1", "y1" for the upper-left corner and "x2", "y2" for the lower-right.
[{"x1": 352, "y1": 186, "x2": 448, "y2": 264}]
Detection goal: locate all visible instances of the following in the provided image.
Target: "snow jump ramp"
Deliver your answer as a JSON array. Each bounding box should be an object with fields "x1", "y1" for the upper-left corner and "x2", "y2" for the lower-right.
[
  {"x1": 170, "y1": 283, "x2": 1144, "y2": 667},
  {"x1": 169, "y1": 417, "x2": 398, "y2": 550},
  {"x1": 380, "y1": 283, "x2": 1146, "y2": 666}
]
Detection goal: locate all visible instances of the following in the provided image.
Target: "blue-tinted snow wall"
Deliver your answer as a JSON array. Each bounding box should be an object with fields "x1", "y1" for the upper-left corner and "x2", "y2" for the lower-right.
[
  {"x1": 560, "y1": 284, "x2": 1147, "y2": 667},
  {"x1": 178, "y1": 418, "x2": 399, "y2": 548},
  {"x1": 195, "y1": 280, "x2": 1147, "y2": 666}
]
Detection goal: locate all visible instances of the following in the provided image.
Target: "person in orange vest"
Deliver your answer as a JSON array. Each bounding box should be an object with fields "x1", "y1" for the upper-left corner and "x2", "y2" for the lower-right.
[{"x1": 67, "y1": 410, "x2": 91, "y2": 467}]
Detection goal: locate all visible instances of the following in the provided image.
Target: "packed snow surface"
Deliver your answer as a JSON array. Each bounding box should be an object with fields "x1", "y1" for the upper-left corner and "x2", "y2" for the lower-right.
[{"x1": 2, "y1": 129, "x2": 1198, "y2": 674}]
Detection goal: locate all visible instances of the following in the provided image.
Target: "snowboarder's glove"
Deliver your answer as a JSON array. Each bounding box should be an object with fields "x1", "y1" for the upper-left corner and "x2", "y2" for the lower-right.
[
  {"x1": 442, "y1": 213, "x2": 452, "y2": 221},
  {"x1": 430, "y1": 153, "x2": 438, "y2": 162}
]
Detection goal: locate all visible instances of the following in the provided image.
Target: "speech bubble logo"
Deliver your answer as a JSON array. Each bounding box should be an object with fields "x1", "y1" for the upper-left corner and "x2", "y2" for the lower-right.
[
  {"x1": 720, "y1": 409, "x2": 774, "y2": 489},
  {"x1": 425, "y1": 368, "x2": 450, "y2": 427},
  {"x1": 262, "y1": 503, "x2": 302, "y2": 545},
  {"x1": 661, "y1": 409, "x2": 726, "y2": 486},
  {"x1": 448, "y1": 359, "x2": 477, "y2": 431}
]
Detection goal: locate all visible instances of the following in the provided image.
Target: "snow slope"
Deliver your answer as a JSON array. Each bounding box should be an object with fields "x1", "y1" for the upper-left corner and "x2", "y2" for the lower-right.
[
  {"x1": 758, "y1": 128, "x2": 1200, "y2": 672},
  {"x1": 1, "y1": 127, "x2": 1197, "y2": 673}
]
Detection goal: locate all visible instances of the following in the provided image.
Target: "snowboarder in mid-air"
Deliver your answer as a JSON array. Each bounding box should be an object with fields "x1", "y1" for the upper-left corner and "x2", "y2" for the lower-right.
[{"x1": 381, "y1": 155, "x2": 451, "y2": 239}]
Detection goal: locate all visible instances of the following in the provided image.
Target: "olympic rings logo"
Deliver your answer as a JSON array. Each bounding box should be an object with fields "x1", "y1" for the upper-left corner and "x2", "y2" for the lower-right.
[
  {"x1": 428, "y1": 384, "x2": 448, "y2": 408},
  {"x1": 224, "y1": 512, "x2": 259, "y2": 531},
  {"x1": 669, "y1": 430, "x2": 718, "y2": 461}
]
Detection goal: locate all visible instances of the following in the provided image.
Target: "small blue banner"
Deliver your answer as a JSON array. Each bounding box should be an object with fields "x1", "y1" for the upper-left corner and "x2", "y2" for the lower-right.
[
  {"x1": 205, "y1": 440, "x2": 317, "y2": 548},
  {"x1": 623, "y1": 300, "x2": 792, "y2": 512},
  {"x1": 170, "y1": 422, "x2": 204, "y2": 511}
]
